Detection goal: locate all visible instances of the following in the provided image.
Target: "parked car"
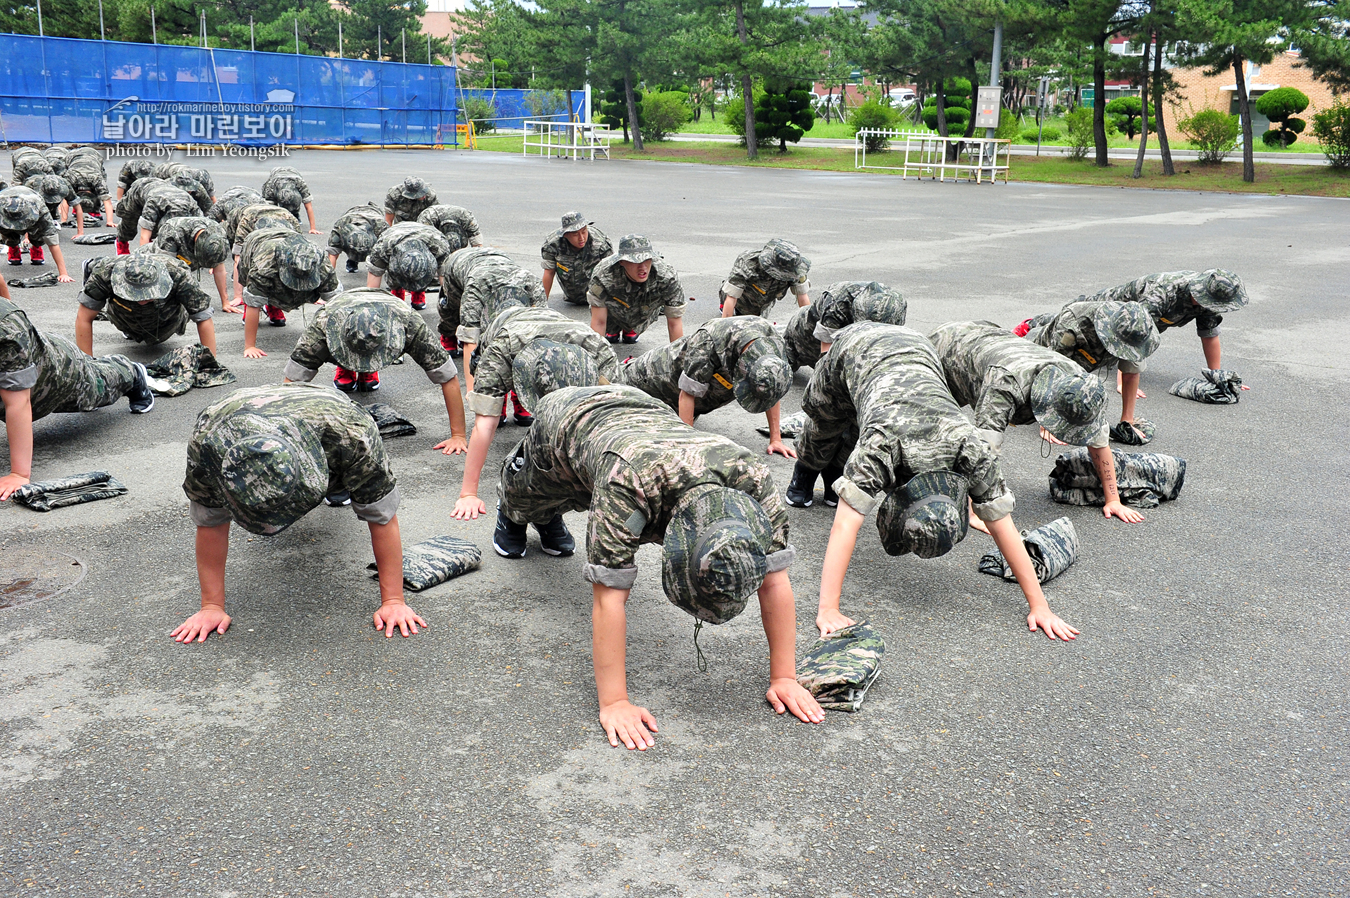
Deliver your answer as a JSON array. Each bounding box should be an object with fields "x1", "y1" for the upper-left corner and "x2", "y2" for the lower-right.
[{"x1": 887, "y1": 88, "x2": 917, "y2": 108}]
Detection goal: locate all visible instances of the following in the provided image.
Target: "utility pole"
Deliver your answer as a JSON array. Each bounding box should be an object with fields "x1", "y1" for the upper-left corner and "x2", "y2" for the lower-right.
[
  {"x1": 250, "y1": 16, "x2": 255, "y2": 52},
  {"x1": 36, "y1": 0, "x2": 43, "y2": 37},
  {"x1": 377, "y1": 25, "x2": 382, "y2": 62},
  {"x1": 984, "y1": 19, "x2": 1003, "y2": 141},
  {"x1": 99, "y1": 0, "x2": 106, "y2": 40},
  {"x1": 294, "y1": 18, "x2": 300, "y2": 55},
  {"x1": 151, "y1": 6, "x2": 157, "y2": 44},
  {"x1": 338, "y1": 20, "x2": 343, "y2": 58},
  {"x1": 402, "y1": 29, "x2": 406, "y2": 65}
]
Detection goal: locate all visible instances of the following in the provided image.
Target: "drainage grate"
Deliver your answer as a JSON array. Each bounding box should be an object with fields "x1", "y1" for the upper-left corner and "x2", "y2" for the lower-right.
[{"x1": 0, "y1": 548, "x2": 86, "y2": 610}]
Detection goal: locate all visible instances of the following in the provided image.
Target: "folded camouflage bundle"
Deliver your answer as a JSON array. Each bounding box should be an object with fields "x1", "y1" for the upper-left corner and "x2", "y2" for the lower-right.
[
  {"x1": 145, "y1": 343, "x2": 237, "y2": 396},
  {"x1": 1109, "y1": 417, "x2": 1156, "y2": 445},
  {"x1": 796, "y1": 621, "x2": 885, "y2": 712},
  {"x1": 11, "y1": 471, "x2": 128, "y2": 511},
  {"x1": 72, "y1": 232, "x2": 116, "y2": 245},
  {"x1": 63, "y1": 216, "x2": 102, "y2": 229},
  {"x1": 7, "y1": 271, "x2": 59, "y2": 289},
  {"x1": 367, "y1": 535, "x2": 482, "y2": 591},
  {"x1": 978, "y1": 516, "x2": 1078, "y2": 584},
  {"x1": 756, "y1": 410, "x2": 807, "y2": 439},
  {"x1": 1049, "y1": 446, "x2": 1185, "y2": 509},
  {"x1": 365, "y1": 402, "x2": 417, "y2": 438},
  {"x1": 1169, "y1": 368, "x2": 1243, "y2": 404}
]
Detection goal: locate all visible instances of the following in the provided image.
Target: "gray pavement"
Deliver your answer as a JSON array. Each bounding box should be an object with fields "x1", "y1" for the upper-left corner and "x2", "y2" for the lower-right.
[{"x1": 2, "y1": 147, "x2": 1348, "y2": 897}]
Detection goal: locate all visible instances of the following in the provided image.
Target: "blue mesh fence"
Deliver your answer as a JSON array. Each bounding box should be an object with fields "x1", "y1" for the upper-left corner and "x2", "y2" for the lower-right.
[
  {"x1": 0, "y1": 34, "x2": 460, "y2": 146},
  {"x1": 459, "y1": 89, "x2": 587, "y2": 131}
]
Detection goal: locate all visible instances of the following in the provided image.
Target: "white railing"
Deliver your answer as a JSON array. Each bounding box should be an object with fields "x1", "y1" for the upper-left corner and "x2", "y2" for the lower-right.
[
  {"x1": 523, "y1": 119, "x2": 610, "y2": 161},
  {"x1": 855, "y1": 130, "x2": 1011, "y2": 183}
]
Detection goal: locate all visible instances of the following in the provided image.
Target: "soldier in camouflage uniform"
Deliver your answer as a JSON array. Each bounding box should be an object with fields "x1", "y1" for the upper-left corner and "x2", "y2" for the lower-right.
[
  {"x1": 438, "y1": 246, "x2": 547, "y2": 362},
  {"x1": 166, "y1": 172, "x2": 214, "y2": 217},
  {"x1": 792, "y1": 322, "x2": 1079, "y2": 642},
  {"x1": 620, "y1": 316, "x2": 795, "y2": 456},
  {"x1": 326, "y1": 203, "x2": 388, "y2": 273},
  {"x1": 1, "y1": 186, "x2": 72, "y2": 280},
  {"x1": 929, "y1": 319, "x2": 1144, "y2": 525},
  {"x1": 417, "y1": 203, "x2": 484, "y2": 252},
  {"x1": 226, "y1": 203, "x2": 302, "y2": 314},
  {"x1": 121, "y1": 179, "x2": 205, "y2": 249},
  {"x1": 41, "y1": 147, "x2": 70, "y2": 176},
  {"x1": 383, "y1": 177, "x2": 437, "y2": 224},
  {"x1": 173, "y1": 382, "x2": 427, "y2": 643},
  {"x1": 451, "y1": 306, "x2": 619, "y2": 522},
  {"x1": 261, "y1": 165, "x2": 319, "y2": 234},
  {"x1": 0, "y1": 295, "x2": 154, "y2": 499},
  {"x1": 586, "y1": 234, "x2": 685, "y2": 344},
  {"x1": 150, "y1": 215, "x2": 232, "y2": 311},
  {"x1": 76, "y1": 251, "x2": 217, "y2": 355},
  {"x1": 115, "y1": 159, "x2": 155, "y2": 200},
  {"x1": 1023, "y1": 299, "x2": 1161, "y2": 443},
  {"x1": 62, "y1": 148, "x2": 116, "y2": 226},
  {"x1": 493, "y1": 383, "x2": 824, "y2": 748},
  {"x1": 208, "y1": 185, "x2": 263, "y2": 228},
  {"x1": 719, "y1": 238, "x2": 811, "y2": 318},
  {"x1": 111, "y1": 176, "x2": 164, "y2": 251},
  {"x1": 10, "y1": 149, "x2": 53, "y2": 187},
  {"x1": 238, "y1": 228, "x2": 341, "y2": 356},
  {"x1": 282, "y1": 288, "x2": 467, "y2": 447},
  {"x1": 152, "y1": 162, "x2": 215, "y2": 201},
  {"x1": 540, "y1": 211, "x2": 612, "y2": 306},
  {"x1": 23, "y1": 174, "x2": 83, "y2": 237},
  {"x1": 364, "y1": 221, "x2": 452, "y2": 311},
  {"x1": 783, "y1": 280, "x2": 906, "y2": 371}
]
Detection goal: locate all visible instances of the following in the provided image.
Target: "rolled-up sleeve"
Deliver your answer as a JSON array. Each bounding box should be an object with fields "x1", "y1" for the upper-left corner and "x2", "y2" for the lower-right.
[
  {"x1": 352, "y1": 484, "x2": 400, "y2": 525},
  {"x1": 189, "y1": 500, "x2": 233, "y2": 528},
  {"x1": 282, "y1": 358, "x2": 318, "y2": 382},
  {"x1": 0, "y1": 363, "x2": 39, "y2": 391}
]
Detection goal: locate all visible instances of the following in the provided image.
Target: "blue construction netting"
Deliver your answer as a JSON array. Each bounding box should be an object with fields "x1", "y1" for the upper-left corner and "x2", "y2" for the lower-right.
[
  {"x1": 0, "y1": 34, "x2": 461, "y2": 146},
  {"x1": 459, "y1": 89, "x2": 588, "y2": 131}
]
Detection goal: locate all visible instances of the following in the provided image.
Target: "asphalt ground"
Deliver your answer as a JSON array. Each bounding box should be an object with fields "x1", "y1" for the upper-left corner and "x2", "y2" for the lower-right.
[{"x1": 2, "y1": 148, "x2": 1347, "y2": 897}]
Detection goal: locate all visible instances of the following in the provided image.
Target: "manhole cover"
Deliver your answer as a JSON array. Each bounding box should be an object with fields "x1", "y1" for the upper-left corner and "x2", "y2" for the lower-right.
[{"x1": 0, "y1": 548, "x2": 86, "y2": 610}]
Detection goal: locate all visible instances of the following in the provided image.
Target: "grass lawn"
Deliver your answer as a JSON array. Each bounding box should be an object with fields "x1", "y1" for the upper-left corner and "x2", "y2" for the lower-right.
[{"x1": 465, "y1": 134, "x2": 1350, "y2": 197}]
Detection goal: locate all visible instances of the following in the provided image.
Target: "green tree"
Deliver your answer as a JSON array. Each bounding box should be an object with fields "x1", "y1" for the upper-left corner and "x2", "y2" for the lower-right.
[
  {"x1": 1292, "y1": 1, "x2": 1350, "y2": 94},
  {"x1": 1105, "y1": 95, "x2": 1153, "y2": 138},
  {"x1": 754, "y1": 79, "x2": 814, "y2": 151},
  {"x1": 1254, "y1": 86, "x2": 1308, "y2": 147}
]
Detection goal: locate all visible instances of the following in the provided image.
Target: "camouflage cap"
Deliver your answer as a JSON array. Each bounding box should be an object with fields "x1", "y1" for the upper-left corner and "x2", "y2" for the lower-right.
[
  {"x1": 326, "y1": 295, "x2": 408, "y2": 373},
  {"x1": 28, "y1": 174, "x2": 69, "y2": 206},
  {"x1": 852, "y1": 283, "x2": 908, "y2": 327},
  {"x1": 275, "y1": 187, "x2": 304, "y2": 218},
  {"x1": 733, "y1": 353, "x2": 792, "y2": 414},
  {"x1": 489, "y1": 279, "x2": 540, "y2": 312},
  {"x1": 120, "y1": 160, "x2": 155, "y2": 181},
  {"x1": 277, "y1": 237, "x2": 326, "y2": 291},
  {"x1": 256, "y1": 212, "x2": 299, "y2": 234},
  {"x1": 0, "y1": 188, "x2": 42, "y2": 232},
  {"x1": 511, "y1": 339, "x2": 600, "y2": 411},
  {"x1": 661, "y1": 484, "x2": 773, "y2": 625},
  {"x1": 1031, "y1": 363, "x2": 1107, "y2": 446},
  {"x1": 1092, "y1": 301, "x2": 1160, "y2": 363},
  {"x1": 387, "y1": 239, "x2": 437, "y2": 289},
  {"x1": 190, "y1": 221, "x2": 230, "y2": 268},
  {"x1": 560, "y1": 211, "x2": 590, "y2": 233},
  {"x1": 336, "y1": 217, "x2": 382, "y2": 255},
  {"x1": 1190, "y1": 269, "x2": 1248, "y2": 313},
  {"x1": 399, "y1": 177, "x2": 433, "y2": 200},
  {"x1": 220, "y1": 434, "x2": 329, "y2": 535},
  {"x1": 112, "y1": 253, "x2": 174, "y2": 302},
  {"x1": 758, "y1": 238, "x2": 810, "y2": 282},
  {"x1": 876, "y1": 472, "x2": 969, "y2": 559},
  {"x1": 441, "y1": 229, "x2": 466, "y2": 253},
  {"x1": 614, "y1": 234, "x2": 656, "y2": 264}
]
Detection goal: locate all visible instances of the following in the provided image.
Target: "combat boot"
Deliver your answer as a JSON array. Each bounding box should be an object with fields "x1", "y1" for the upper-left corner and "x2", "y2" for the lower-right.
[
  {"x1": 127, "y1": 363, "x2": 155, "y2": 414},
  {"x1": 345, "y1": 258, "x2": 359, "y2": 273},
  {"x1": 785, "y1": 463, "x2": 819, "y2": 508},
  {"x1": 410, "y1": 291, "x2": 426, "y2": 311},
  {"x1": 535, "y1": 514, "x2": 575, "y2": 557}
]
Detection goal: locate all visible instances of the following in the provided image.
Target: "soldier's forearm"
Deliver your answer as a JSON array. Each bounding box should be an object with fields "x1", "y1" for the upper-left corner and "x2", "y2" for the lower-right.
[
  {"x1": 195, "y1": 523, "x2": 231, "y2": 611},
  {"x1": 2, "y1": 390, "x2": 35, "y2": 478},
  {"x1": 368, "y1": 517, "x2": 406, "y2": 606},
  {"x1": 459, "y1": 414, "x2": 498, "y2": 498},
  {"x1": 592, "y1": 584, "x2": 632, "y2": 708},
  {"x1": 1088, "y1": 445, "x2": 1122, "y2": 506},
  {"x1": 1201, "y1": 335, "x2": 1222, "y2": 369},
  {"x1": 442, "y1": 380, "x2": 467, "y2": 440},
  {"x1": 818, "y1": 501, "x2": 865, "y2": 614},
  {"x1": 196, "y1": 319, "x2": 218, "y2": 357},
  {"x1": 987, "y1": 515, "x2": 1051, "y2": 617},
  {"x1": 541, "y1": 268, "x2": 555, "y2": 298},
  {"x1": 1120, "y1": 372, "x2": 1140, "y2": 422},
  {"x1": 757, "y1": 570, "x2": 799, "y2": 683}
]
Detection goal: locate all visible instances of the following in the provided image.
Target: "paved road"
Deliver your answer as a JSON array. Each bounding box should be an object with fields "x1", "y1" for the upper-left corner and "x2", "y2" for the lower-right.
[{"x1": 2, "y1": 148, "x2": 1347, "y2": 896}]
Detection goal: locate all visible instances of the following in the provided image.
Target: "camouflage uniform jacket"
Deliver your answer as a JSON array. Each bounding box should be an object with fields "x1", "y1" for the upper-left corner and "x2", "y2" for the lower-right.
[
  {"x1": 442, "y1": 248, "x2": 546, "y2": 345},
  {"x1": 1028, "y1": 300, "x2": 1143, "y2": 375},
  {"x1": 586, "y1": 258, "x2": 686, "y2": 335},
  {"x1": 184, "y1": 383, "x2": 400, "y2": 534},
  {"x1": 506, "y1": 385, "x2": 793, "y2": 589},
  {"x1": 366, "y1": 222, "x2": 453, "y2": 285},
  {"x1": 153, "y1": 216, "x2": 221, "y2": 271},
  {"x1": 540, "y1": 224, "x2": 612, "y2": 302},
  {"x1": 63, "y1": 153, "x2": 111, "y2": 206},
  {"x1": 783, "y1": 281, "x2": 899, "y2": 371},
  {"x1": 384, "y1": 186, "x2": 437, "y2": 223},
  {"x1": 929, "y1": 320, "x2": 1108, "y2": 451},
  {"x1": 721, "y1": 249, "x2": 810, "y2": 318},
  {"x1": 116, "y1": 161, "x2": 154, "y2": 195},
  {"x1": 23, "y1": 174, "x2": 77, "y2": 218},
  {"x1": 0, "y1": 297, "x2": 135, "y2": 420},
  {"x1": 79, "y1": 253, "x2": 214, "y2": 345},
  {"x1": 284, "y1": 292, "x2": 458, "y2": 385},
  {"x1": 209, "y1": 186, "x2": 263, "y2": 226},
  {"x1": 136, "y1": 182, "x2": 204, "y2": 237},
  {"x1": 153, "y1": 163, "x2": 214, "y2": 198},
  {"x1": 621, "y1": 316, "x2": 785, "y2": 417},
  {"x1": 327, "y1": 203, "x2": 388, "y2": 258},
  {"x1": 0, "y1": 187, "x2": 60, "y2": 247},
  {"x1": 466, "y1": 307, "x2": 619, "y2": 416},
  {"x1": 261, "y1": 167, "x2": 313, "y2": 205},
  {"x1": 417, "y1": 204, "x2": 484, "y2": 250},
  {"x1": 42, "y1": 148, "x2": 70, "y2": 175},
  {"x1": 11, "y1": 152, "x2": 53, "y2": 185},
  {"x1": 227, "y1": 202, "x2": 300, "y2": 251},
  {"x1": 799, "y1": 322, "x2": 1015, "y2": 521},
  {"x1": 1087, "y1": 271, "x2": 1225, "y2": 338},
  {"x1": 237, "y1": 228, "x2": 342, "y2": 311}
]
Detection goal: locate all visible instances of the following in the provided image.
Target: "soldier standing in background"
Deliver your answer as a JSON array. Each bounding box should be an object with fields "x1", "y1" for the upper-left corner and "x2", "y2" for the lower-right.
[
  {"x1": 719, "y1": 238, "x2": 811, "y2": 318},
  {"x1": 586, "y1": 235, "x2": 685, "y2": 345},
  {"x1": 540, "y1": 211, "x2": 612, "y2": 306}
]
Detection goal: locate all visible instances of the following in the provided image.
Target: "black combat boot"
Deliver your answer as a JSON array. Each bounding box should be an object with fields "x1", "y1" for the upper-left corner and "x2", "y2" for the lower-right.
[{"x1": 785, "y1": 463, "x2": 819, "y2": 508}]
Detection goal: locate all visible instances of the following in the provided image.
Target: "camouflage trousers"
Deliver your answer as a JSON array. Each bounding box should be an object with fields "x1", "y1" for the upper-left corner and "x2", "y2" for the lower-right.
[
  {"x1": 496, "y1": 436, "x2": 591, "y2": 526},
  {"x1": 0, "y1": 334, "x2": 138, "y2": 421},
  {"x1": 783, "y1": 312, "x2": 822, "y2": 372},
  {"x1": 115, "y1": 215, "x2": 142, "y2": 245},
  {"x1": 795, "y1": 418, "x2": 857, "y2": 474},
  {"x1": 436, "y1": 289, "x2": 461, "y2": 343}
]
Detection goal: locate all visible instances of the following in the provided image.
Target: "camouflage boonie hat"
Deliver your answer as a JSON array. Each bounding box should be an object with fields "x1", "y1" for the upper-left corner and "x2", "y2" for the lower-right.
[
  {"x1": 512, "y1": 339, "x2": 600, "y2": 412},
  {"x1": 277, "y1": 237, "x2": 326, "y2": 291},
  {"x1": 1092, "y1": 301, "x2": 1160, "y2": 363},
  {"x1": 614, "y1": 234, "x2": 656, "y2": 264},
  {"x1": 112, "y1": 253, "x2": 174, "y2": 302},
  {"x1": 0, "y1": 188, "x2": 42, "y2": 232},
  {"x1": 256, "y1": 212, "x2": 297, "y2": 234},
  {"x1": 387, "y1": 239, "x2": 437, "y2": 288},
  {"x1": 337, "y1": 217, "x2": 382, "y2": 255},
  {"x1": 326, "y1": 295, "x2": 408, "y2": 373},
  {"x1": 758, "y1": 238, "x2": 809, "y2": 282},
  {"x1": 1190, "y1": 269, "x2": 1248, "y2": 313},
  {"x1": 190, "y1": 222, "x2": 230, "y2": 268},
  {"x1": 275, "y1": 187, "x2": 304, "y2": 218},
  {"x1": 220, "y1": 433, "x2": 329, "y2": 535},
  {"x1": 399, "y1": 177, "x2": 433, "y2": 200},
  {"x1": 489, "y1": 279, "x2": 539, "y2": 312},
  {"x1": 560, "y1": 211, "x2": 589, "y2": 233},
  {"x1": 29, "y1": 174, "x2": 69, "y2": 207},
  {"x1": 876, "y1": 471, "x2": 969, "y2": 559},
  {"x1": 1031, "y1": 363, "x2": 1107, "y2": 446},
  {"x1": 852, "y1": 284, "x2": 908, "y2": 326},
  {"x1": 121, "y1": 160, "x2": 155, "y2": 181},
  {"x1": 661, "y1": 484, "x2": 773, "y2": 625},
  {"x1": 733, "y1": 353, "x2": 792, "y2": 414}
]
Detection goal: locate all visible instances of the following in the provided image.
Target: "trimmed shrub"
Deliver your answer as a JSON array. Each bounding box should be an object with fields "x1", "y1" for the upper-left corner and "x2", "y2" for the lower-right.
[
  {"x1": 1255, "y1": 87, "x2": 1310, "y2": 147},
  {"x1": 1020, "y1": 125, "x2": 1061, "y2": 142},
  {"x1": 920, "y1": 77, "x2": 973, "y2": 134},
  {"x1": 1065, "y1": 108, "x2": 1093, "y2": 160},
  {"x1": 849, "y1": 100, "x2": 901, "y2": 150},
  {"x1": 600, "y1": 81, "x2": 643, "y2": 143},
  {"x1": 1179, "y1": 108, "x2": 1240, "y2": 164},
  {"x1": 641, "y1": 91, "x2": 691, "y2": 142},
  {"x1": 1104, "y1": 96, "x2": 1154, "y2": 139},
  {"x1": 462, "y1": 97, "x2": 498, "y2": 135},
  {"x1": 1311, "y1": 100, "x2": 1350, "y2": 168},
  {"x1": 754, "y1": 80, "x2": 815, "y2": 151}
]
